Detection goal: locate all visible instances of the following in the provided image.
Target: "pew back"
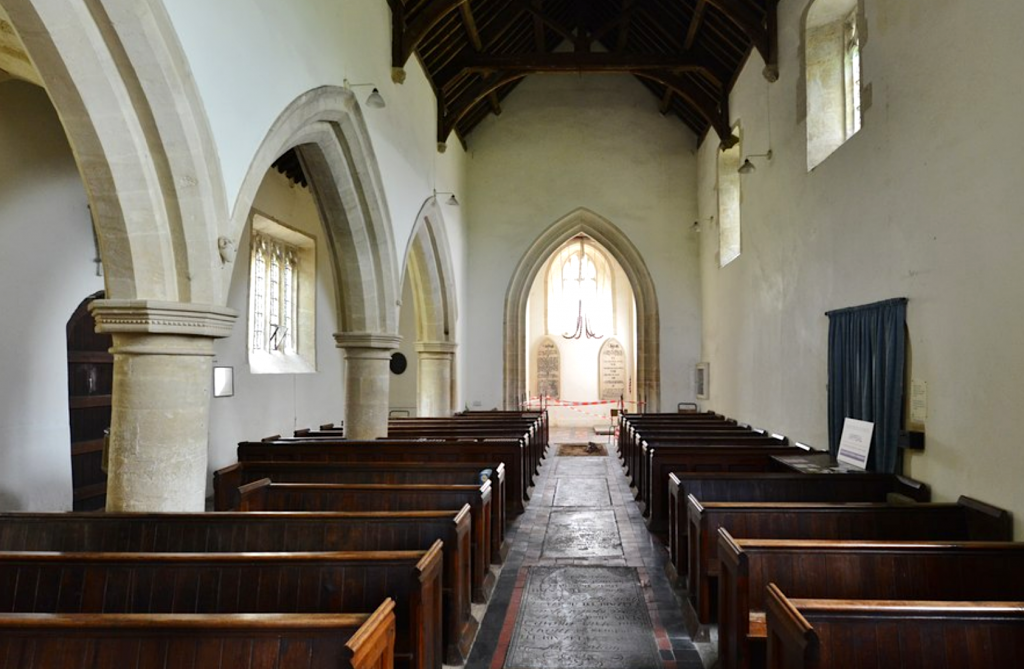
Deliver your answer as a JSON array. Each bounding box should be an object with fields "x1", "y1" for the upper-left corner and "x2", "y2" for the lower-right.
[{"x1": 0, "y1": 603, "x2": 397, "y2": 669}]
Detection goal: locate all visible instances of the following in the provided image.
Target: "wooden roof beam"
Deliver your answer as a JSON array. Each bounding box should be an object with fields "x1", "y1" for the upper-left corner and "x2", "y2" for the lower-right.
[
  {"x1": 392, "y1": 0, "x2": 469, "y2": 82},
  {"x1": 439, "y1": 72, "x2": 530, "y2": 144},
  {"x1": 659, "y1": 88, "x2": 674, "y2": 115},
  {"x1": 458, "y1": 51, "x2": 721, "y2": 84},
  {"x1": 685, "y1": 0, "x2": 708, "y2": 49},
  {"x1": 704, "y1": 0, "x2": 778, "y2": 80},
  {"x1": 458, "y1": 2, "x2": 501, "y2": 116},
  {"x1": 617, "y1": 0, "x2": 636, "y2": 51},
  {"x1": 635, "y1": 71, "x2": 736, "y2": 148},
  {"x1": 532, "y1": 0, "x2": 545, "y2": 51},
  {"x1": 510, "y1": 0, "x2": 578, "y2": 47}
]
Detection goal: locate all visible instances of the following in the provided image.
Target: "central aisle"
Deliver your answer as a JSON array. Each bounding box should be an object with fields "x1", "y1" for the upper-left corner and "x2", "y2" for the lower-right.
[{"x1": 465, "y1": 427, "x2": 704, "y2": 669}]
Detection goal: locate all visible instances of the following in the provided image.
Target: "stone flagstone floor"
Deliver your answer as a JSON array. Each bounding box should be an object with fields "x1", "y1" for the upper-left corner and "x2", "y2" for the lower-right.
[{"x1": 463, "y1": 426, "x2": 706, "y2": 669}]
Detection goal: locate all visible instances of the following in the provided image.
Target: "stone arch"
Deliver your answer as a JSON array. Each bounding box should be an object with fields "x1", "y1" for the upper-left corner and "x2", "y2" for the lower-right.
[
  {"x1": 1, "y1": 0, "x2": 228, "y2": 305},
  {"x1": 400, "y1": 197, "x2": 459, "y2": 416},
  {"x1": 504, "y1": 208, "x2": 661, "y2": 411},
  {"x1": 229, "y1": 86, "x2": 400, "y2": 335},
  {"x1": 403, "y1": 197, "x2": 458, "y2": 344}
]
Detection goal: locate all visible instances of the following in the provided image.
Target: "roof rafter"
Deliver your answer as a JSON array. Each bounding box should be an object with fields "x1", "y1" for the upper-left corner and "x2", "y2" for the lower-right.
[
  {"x1": 393, "y1": 0, "x2": 470, "y2": 81},
  {"x1": 457, "y1": 51, "x2": 722, "y2": 85},
  {"x1": 634, "y1": 71, "x2": 735, "y2": 147}
]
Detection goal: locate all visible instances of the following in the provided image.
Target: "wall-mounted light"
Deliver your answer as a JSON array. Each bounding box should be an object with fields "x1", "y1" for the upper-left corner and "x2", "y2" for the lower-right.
[
  {"x1": 738, "y1": 150, "x2": 773, "y2": 174},
  {"x1": 343, "y1": 78, "x2": 386, "y2": 109},
  {"x1": 434, "y1": 189, "x2": 459, "y2": 206}
]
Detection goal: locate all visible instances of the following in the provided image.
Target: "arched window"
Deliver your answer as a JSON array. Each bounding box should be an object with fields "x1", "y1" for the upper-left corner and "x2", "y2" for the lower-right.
[
  {"x1": 546, "y1": 237, "x2": 613, "y2": 339},
  {"x1": 248, "y1": 212, "x2": 317, "y2": 374},
  {"x1": 718, "y1": 125, "x2": 742, "y2": 267},
  {"x1": 806, "y1": 0, "x2": 863, "y2": 170}
]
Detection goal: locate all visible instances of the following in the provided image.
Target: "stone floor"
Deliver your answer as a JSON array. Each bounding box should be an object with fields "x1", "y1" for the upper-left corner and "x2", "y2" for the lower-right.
[{"x1": 464, "y1": 426, "x2": 706, "y2": 669}]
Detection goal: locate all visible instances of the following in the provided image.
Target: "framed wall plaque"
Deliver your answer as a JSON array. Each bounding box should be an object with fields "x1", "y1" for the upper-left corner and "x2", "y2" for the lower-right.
[{"x1": 695, "y1": 362, "x2": 709, "y2": 400}]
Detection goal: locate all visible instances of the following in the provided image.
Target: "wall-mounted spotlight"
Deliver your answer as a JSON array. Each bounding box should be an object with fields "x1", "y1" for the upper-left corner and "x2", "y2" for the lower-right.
[
  {"x1": 343, "y1": 78, "x2": 386, "y2": 109},
  {"x1": 738, "y1": 150, "x2": 772, "y2": 174},
  {"x1": 434, "y1": 190, "x2": 459, "y2": 206}
]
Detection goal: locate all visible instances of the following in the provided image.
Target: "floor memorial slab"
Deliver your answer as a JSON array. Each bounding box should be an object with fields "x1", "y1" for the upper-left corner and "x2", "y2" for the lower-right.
[
  {"x1": 554, "y1": 457, "x2": 609, "y2": 477},
  {"x1": 553, "y1": 477, "x2": 611, "y2": 507},
  {"x1": 542, "y1": 508, "x2": 621, "y2": 558},
  {"x1": 504, "y1": 566, "x2": 662, "y2": 669}
]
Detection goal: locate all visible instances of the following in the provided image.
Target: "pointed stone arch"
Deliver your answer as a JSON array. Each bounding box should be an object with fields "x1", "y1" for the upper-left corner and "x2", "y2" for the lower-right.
[
  {"x1": 229, "y1": 86, "x2": 400, "y2": 336},
  {"x1": 504, "y1": 208, "x2": 661, "y2": 411},
  {"x1": 403, "y1": 197, "x2": 458, "y2": 344},
  {"x1": 1, "y1": 0, "x2": 228, "y2": 305},
  {"x1": 401, "y1": 197, "x2": 459, "y2": 416}
]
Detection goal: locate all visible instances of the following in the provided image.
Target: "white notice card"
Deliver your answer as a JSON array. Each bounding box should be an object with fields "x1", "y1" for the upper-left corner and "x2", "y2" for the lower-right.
[{"x1": 836, "y1": 418, "x2": 874, "y2": 470}]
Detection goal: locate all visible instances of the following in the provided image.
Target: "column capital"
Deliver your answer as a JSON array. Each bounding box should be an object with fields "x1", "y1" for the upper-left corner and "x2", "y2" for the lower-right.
[
  {"x1": 89, "y1": 299, "x2": 237, "y2": 339},
  {"x1": 333, "y1": 331, "x2": 402, "y2": 351},
  {"x1": 416, "y1": 340, "x2": 457, "y2": 356}
]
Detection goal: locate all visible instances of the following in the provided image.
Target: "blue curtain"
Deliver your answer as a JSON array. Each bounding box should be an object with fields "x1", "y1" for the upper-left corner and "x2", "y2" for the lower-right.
[{"x1": 826, "y1": 298, "x2": 907, "y2": 474}]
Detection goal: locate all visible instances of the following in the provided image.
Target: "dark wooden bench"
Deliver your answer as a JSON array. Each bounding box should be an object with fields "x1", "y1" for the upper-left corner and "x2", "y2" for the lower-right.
[
  {"x1": 214, "y1": 460, "x2": 507, "y2": 564},
  {"x1": 239, "y1": 479, "x2": 495, "y2": 603},
  {"x1": 765, "y1": 584, "x2": 1024, "y2": 669},
  {"x1": 238, "y1": 438, "x2": 528, "y2": 514},
  {"x1": 0, "y1": 547, "x2": 441, "y2": 669},
  {"x1": 0, "y1": 603, "x2": 396, "y2": 669},
  {"x1": 719, "y1": 531, "x2": 1024, "y2": 669},
  {"x1": 617, "y1": 412, "x2": 736, "y2": 469},
  {"x1": 666, "y1": 471, "x2": 930, "y2": 584},
  {"x1": 619, "y1": 420, "x2": 749, "y2": 482},
  {"x1": 686, "y1": 495, "x2": 1012, "y2": 625},
  {"x1": 0, "y1": 509, "x2": 473, "y2": 665},
  {"x1": 638, "y1": 435, "x2": 790, "y2": 515},
  {"x1": 310, "y1": 423, "x2": 541, "y2": 481},
  {"x1": 641, "y1": 444, "x2": 807, "y2": 534}
]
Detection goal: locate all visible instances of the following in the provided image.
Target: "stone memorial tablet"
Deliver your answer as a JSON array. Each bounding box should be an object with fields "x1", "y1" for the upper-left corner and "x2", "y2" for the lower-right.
[
  {"x1": 505, "y1": 566, "x2": 662, "y2": 669},
  {"x1": 536, "y1": 337, "x2": 560, "y2": 400},
  {"x1": 598, "y1": 338, "x2": 626, "y2": 401}
]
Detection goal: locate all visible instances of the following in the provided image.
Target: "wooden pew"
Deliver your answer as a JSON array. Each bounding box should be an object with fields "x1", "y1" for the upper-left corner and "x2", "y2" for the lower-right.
[
  {"x1": 237, "y1": 438, "x2": 529, "y2": 514},
  {"x1": 617, "y1": 412, "x2": 735, "y2": 469},
  {"x1": 719, "y1": 531, "x2": 1024, "y2": 669},
  {"x1": 0, "y1": 603, "x2": 397, "y2": 669},
  {"x1": 638, "y1": 435, "x2": 790, "y2": 516},
  {"x1": 765, "y1": 585, "x2": 1024, "y2": 669},
  {"x1": 213, "y1": 460, "x2": 507, "y2": 564},
  {"x1": 308, "y1": 422, "x2": 542, "y2": 482},
  {"x1": 666, "y1": 471, "x2": 930, "y2": 584},
  {"x1": 686, "y1": 496, "x2": 1012, "y2": 625},
  {"x1": 0, "y1": 509, "x2": 474, "y2": 665},
  {"x1": 239, "y1": 479, "x2": 495, "y2": 603},
  {"x1": 0, "y1": 548, "x2": 440, "y2": 669},
  {"x1": 642, "y1": 444, "x2": 807, "y2": 534}
]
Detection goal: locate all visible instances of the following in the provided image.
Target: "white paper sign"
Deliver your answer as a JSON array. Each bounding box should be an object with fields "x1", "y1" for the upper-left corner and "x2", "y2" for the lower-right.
[
  {"x1": 910, "y1": 379, "x2": 927, "y2": 424},
  {"x1": 836, "y1": 418, "x2": 874, "y2": 470}
]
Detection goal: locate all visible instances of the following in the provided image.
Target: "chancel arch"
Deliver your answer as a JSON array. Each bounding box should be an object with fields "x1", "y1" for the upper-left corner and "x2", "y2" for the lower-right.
[{"x1": 504, "y1": 208, "x2": 660, "y2": 417}]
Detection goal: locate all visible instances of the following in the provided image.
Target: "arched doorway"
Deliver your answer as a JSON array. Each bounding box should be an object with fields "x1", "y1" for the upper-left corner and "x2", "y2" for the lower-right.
[{"x1": 505, "y1": 208, "x2": 661, "y2": 415}]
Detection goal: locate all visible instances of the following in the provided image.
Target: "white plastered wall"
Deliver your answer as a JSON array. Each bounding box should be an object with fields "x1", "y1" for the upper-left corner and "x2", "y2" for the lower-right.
[
  {"x1": 159, "y1": 2, "x2": 469, "y2": 431},
  {"x1": 697, "y1": 0, "x2": 1024, "y2": 536},
  {"x1": 0, "y1": 81, "x2": 104, "y2": 509},
  {"x1": 464, "y1": 72, "x2": 701, "y2": 413}
]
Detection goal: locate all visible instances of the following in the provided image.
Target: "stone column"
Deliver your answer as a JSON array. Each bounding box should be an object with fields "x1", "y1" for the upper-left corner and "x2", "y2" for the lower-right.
[
  {"x1": 416, "y1": 341, "x2": 457, "y2": 417},
  {"x1": 89, "y1": 300, "x2": 236, "y2": 512},
  {"x1": 335, "y1": 332, "x2": 402, "y2": 439}
]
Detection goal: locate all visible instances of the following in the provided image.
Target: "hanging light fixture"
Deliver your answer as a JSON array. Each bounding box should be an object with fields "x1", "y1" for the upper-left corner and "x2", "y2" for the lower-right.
[
  {"x1": 562, "y1": 236, "x2": 603, "y2": 341},
  {"x1": 433, "y1": 189, "x2": 459, "y2": 206},
  {"x1": 738, "y1": 150, "x2": 772, "y2": 174},
  {"x1": 343, "y1": 78, "x2": 386, "y2": 109}
]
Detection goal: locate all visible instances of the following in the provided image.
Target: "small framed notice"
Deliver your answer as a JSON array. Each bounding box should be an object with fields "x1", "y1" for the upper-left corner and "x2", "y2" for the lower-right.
[{"x1": 836, "y1": 418, "x2": 874, "y2": 470}]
